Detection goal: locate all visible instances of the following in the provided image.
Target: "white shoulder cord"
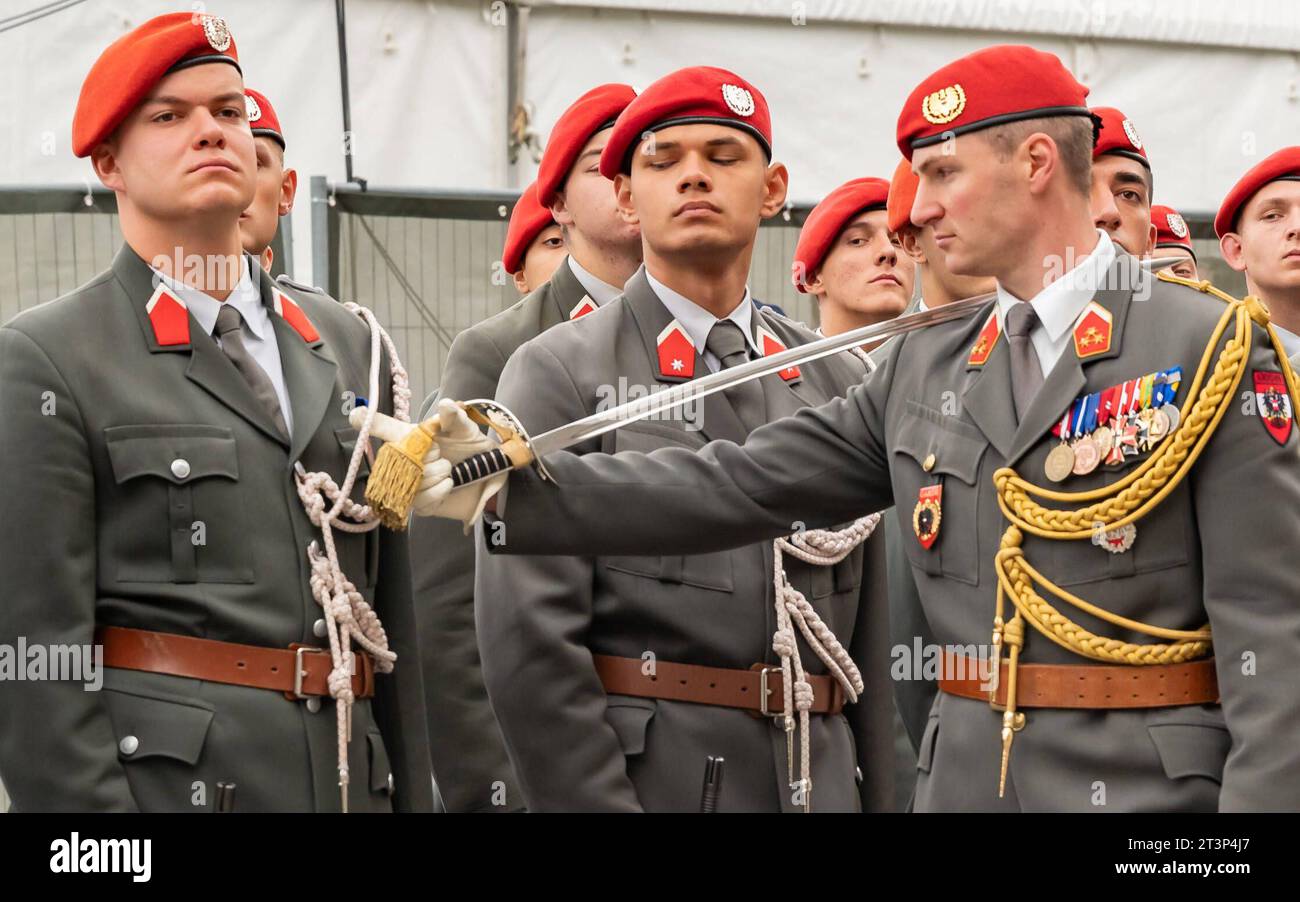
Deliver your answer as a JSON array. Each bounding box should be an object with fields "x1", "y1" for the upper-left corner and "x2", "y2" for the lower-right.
[
  {"x1": 771, "y1": 511, "x2": 881, "y2": 812},
  {"x1": 291, "y1": 301, "x2": 411, "y2": 811}
]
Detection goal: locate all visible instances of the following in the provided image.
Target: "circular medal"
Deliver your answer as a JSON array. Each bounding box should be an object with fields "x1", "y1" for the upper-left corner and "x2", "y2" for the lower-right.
[
  {"x1": 1148, "y1": 408, "x2": 1170, "y2": 442},
  {"x1": 1162, "y1": 404, "x2": 1181, "y2": 433},
  {"x1": 1044, "y1": 443, "x2": 1075, "y2": 482},
  {"x1": 1071, "y1": 436, "x2": 1101, "y2": 475},
  {"x1": 1091, "y1": 425, "x2": 1114, "y2": 455}
]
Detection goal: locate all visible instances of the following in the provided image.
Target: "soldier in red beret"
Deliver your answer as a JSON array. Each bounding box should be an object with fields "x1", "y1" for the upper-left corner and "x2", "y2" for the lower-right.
[
  {"x1": 792, "y1": 177, "x2": 914, "y2": 357},
  {"x1": 1216, "y1": 146, "x2": 1300, "y2": 360},
  {"x1": 0, "y1": 13, "x2": 433, "y2": 812},
  {"x1": 402, "y1": 43, "x2": 1300, "y2": 813},
  {"x1": 407, "y1": 83, "x2": 637, "y2": 814},
  {"x1": 501, "y1": 182, "x2": 565, "y2": 295},
  {"x1": 236, "y1": 88, "x2": 296, "y2": 275},
  {"x1": 1089, "y1": 107, "x2": 1156, "y2": 257},
  {"x1": 410, "y1": 64, "x2": 895, "y2": 812},
  {"x1": 1150, "y1": 204, "x2": 1198, "y2": 280}
]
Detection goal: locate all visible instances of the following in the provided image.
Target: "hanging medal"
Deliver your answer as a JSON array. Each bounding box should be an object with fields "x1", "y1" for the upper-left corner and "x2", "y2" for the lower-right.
[
  {"x1": 1071, "y1": 392, "x2": 1102, "y2": 475},
  {"x1": 913, "y1": 483, "x2": 943, "y2": 549},
  {"x1": 1045, "y1": 406, "x2": 1076, "y2": 482}
]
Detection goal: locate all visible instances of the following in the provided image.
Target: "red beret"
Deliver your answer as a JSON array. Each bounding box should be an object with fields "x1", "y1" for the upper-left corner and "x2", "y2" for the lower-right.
[
  {"x1": 896, "y1": 44, "x2": 1091, "y2": 160},
  {"x1": 502, "y1": 182, "x2": 557, "y2": 275},
  {"x1": 791, "y1": 178, "x2": 890, "y2": 292},
  {"x1": 73, "y1": 13, "x2": 241, "y2": 158},
  {"x1": 598, "y1": 66, "x2": 772, "y2": 179},
  {"x1": 1214, "y1": 146, "x2": 1300, "y2": 238},
  {"x1": 886, "y1": 158, "x2": 920, "y2": 234},
  {"x1": 536, "y1": 84, "x2": 636, "y2": 207},
  {"x1": 1091, "y1": 106, "x2": 1148, "y2": 168},
  {"x1": 244, "y1": 88, "x2": 285, "y2": 150},
  {"x1": 1151, "y1": 204, "x2": 1195, "y2": 258}
]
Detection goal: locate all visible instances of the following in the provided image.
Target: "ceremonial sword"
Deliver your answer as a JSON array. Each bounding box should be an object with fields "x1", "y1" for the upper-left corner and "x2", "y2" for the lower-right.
[{"x1": 364, "y1": 258, "x2": 1184, "y2": 524}]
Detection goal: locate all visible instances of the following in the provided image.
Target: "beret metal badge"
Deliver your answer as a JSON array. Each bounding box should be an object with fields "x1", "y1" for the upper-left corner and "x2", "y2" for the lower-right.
[
  {"x1": 922, "y1": 84, "x2": 966, "y2": 125},
  {"x1": 245, "y1": 93, "x2": 262, "y2": 123},
  {"x1": 201, "y1": 15, "x2": 232, "y2": 52},
  {"x1": 721, "y1": 84, "x2": 755, "y2": 117},
  {"x1": 1166, "y1": 212, "x2": 1188, "y2": 238}
]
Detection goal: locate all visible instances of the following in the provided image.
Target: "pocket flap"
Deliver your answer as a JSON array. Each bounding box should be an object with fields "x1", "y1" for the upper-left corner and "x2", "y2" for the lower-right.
[
  {"x1": 893, "y1": 402, "x2": 987, "y2": 485},
  {"x1": 916, "y1": 712, "x2": 940, "y2": 774},
  {"x1": 367, "y1": 730, "x2": 392, "y2": 794},
  {"x1": 105, "y1": 686, "x2": 215, "y2": 765},
  {"x1": 105, "y1": 425, "x2": 239, "y2": 485},
  {"x1": 604, "y1": 696, "x2": 656, "y2": 756},
  {"x1": 1147, "y1": 722, "x2": 1230, "y2": 783}
]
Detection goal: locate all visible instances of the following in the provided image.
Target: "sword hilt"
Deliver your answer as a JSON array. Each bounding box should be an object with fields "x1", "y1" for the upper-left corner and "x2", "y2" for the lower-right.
[
  {"x1": 449, "y1": 403, "x2": 537, "y2": 487},
  {"x1": 451, "y1": 447, "x2": 513, "y2": 487}
]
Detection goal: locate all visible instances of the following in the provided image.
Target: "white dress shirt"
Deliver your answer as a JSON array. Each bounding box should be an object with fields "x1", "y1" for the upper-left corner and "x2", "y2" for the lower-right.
[
  {"x1": 1271, "y1": 323, "x2": 1300, "y2": 360},
  {"x1": 567, "y1": 256, "x2": 624, "y2": 308},
  {"x1": 994, "y1": 229, "x2": 1117, "y2": 381},
  {"x1": 153, "y1": 256, "x2": 295, "y2": 434},
  {"x1": 645, "y1": 270, "x2": 761, "y2": 373}
]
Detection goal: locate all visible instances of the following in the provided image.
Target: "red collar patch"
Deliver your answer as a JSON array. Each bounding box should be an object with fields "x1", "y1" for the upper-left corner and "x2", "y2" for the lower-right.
[
  {"x1": 145, "y1": 285, "x2": 190, "y2": 346},
  {"x1": 1254, "y1": 370, "x2": 1293, "y2": 445},
  {"x1": 569, "y1": 296, "x2": 597, "y2": 320},
  {"x1": 272, "y1": 289, "x2": 321, "y2": 343},
  {"x1": 967, "y1": 310, "x2": 1000, "y2": 367},
  {"x1": 756, "y1": 324, "x2": 800, "y2": 382},
  {"x1": 1073, "y1": 301, "x2": 1113, "y2": 359},
  {"x1": 656, "y1": 320, "x2": 696, "y2": 380}
]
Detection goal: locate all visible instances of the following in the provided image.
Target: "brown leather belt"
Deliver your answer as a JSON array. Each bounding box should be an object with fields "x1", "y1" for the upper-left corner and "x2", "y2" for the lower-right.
[
  {"x1": 937, "y1": 652, "x2": 1219, "y2": 709},
  {"x1": 96, "y1": 625, "x2": 376, "y2": 701},
  {"x1": 593, "y1": 653, "x2": 844, "y2": 716}
]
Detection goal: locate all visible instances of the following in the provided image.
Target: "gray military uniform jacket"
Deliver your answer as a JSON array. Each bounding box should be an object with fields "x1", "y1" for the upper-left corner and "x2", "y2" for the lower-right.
[
  {"x1": 486, "y1": 256, "x2": 1300, "y2": 812},
  {"x1": 476, "y1": 269, "x2": 895, "y2": 812},
  {"x1": 0, "y1": 245, "x2": 433, "y2": 812},
  {"x1": 409, "y1": 256, "x2": 591, "y2": 812}
]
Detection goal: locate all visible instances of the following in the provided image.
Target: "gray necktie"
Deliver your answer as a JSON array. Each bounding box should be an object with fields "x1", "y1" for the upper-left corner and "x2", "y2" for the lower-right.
[
  {"x1": 213, "y1": 303, "x2": 290, "y2": 440},
  {"x1": 1005, "y1": 301, "x2": 1043, "y2": 424},
  {"x1": 705, "y1": 319, "x2": 765, "y2": 434}
]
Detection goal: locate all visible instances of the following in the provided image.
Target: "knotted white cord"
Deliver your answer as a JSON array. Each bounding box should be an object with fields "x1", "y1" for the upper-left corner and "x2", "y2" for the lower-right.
[
  {"x1": 771, "y1": 512, "x2": 881, "y2": 812},
  {"x1": 290, "y1": 302, "x2": 410, "y2": 811}
]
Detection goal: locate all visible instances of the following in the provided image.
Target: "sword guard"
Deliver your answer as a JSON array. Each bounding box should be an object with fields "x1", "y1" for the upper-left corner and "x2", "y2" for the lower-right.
[{"x1": 455, "y1": 400, "x2": 554, "y2": 485}]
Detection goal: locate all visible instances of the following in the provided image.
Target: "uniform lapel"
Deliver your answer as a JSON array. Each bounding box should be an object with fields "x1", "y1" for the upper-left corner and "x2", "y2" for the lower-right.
[
  {"x1": 755, "y1": 311, "x2": 823, "y2": 420},
  {"x1": 960, "y1": 302, "x2": 1018, "y2": 460},
  {"x1": 544, "y1": 256, "x2": 590, "y2": 325},
  {"x1": 1004, "y1": 255, "x2": 1137, "y2": 467},
  {"x1": 262, "y1": 268, "x2": 339, "y2": 464},
  {"x1": 623, "y1": 269, "x2": 749, "y2": 445}
]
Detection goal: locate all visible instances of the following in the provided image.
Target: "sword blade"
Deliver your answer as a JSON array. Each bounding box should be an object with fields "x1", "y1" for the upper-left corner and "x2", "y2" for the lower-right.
[{"x1": 528, "y1": 292, "x2": 994, "y2": 458}]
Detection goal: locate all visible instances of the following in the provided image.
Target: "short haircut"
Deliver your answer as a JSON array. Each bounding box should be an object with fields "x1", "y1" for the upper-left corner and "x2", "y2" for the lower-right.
[{"x1": 978, "y1": 115, "x2": 1095, "y2": 198}]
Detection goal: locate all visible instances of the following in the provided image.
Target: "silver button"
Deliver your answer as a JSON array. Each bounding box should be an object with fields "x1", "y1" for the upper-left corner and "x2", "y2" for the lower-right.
[
  {"x1": 313, "y1": 618, "x2": 328, "y2": 638},
  {"x1": 119, "y1": 735, "x2": 140, "y2": 756},
  {"x1": 386, "y1": 773, "x2": 395, "y2": 796},
  {"x1": 305, "y1": 697, "x2": 322, "y2": 714},
  {"x1": 170, "y1": 458, "x2": 191, "y2": 479}
]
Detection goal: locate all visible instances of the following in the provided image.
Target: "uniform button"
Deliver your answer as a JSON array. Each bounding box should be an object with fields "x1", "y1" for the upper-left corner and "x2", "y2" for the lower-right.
[
  {"x1": 313, "y1": 618, "x2": 328, "y2": 638},
  {"x1": 170, "y1": 458, "x2": 191, "y2": 479},
  {"x1": 922, "y1": 453, "x2": 936, "y2": 472},
  {"x1": 305, "y1": 697, "x2": 322, "y2": 714},
  {"x1": 386, "y1": 773, "x2": 395, "y2": 796},
  {"x1": 119, "y1": 735, "x2": 140, "y2": 756}
]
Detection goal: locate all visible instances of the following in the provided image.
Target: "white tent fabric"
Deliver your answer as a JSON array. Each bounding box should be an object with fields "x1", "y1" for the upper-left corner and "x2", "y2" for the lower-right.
[{"x1": 5, "y1": 0, "x2": 1298, "y2": 285}]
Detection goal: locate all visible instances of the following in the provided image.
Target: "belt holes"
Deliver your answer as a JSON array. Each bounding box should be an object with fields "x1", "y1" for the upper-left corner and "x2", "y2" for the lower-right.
[
  {"x1": 270, "y1": 665, "x2": 278, "y2": 673},
  {"x1": 237, "y1": 660, "x2": 247, "y2": 669},
  {"x1": 650, "y1": 676, "x2": 657, "y2": 682},
  {"x1": 709, "y1": 682, "x2": 716, "y2": 688},
  {"x1": 679, "y1": 679, "x2": 687, "y2": 686}
]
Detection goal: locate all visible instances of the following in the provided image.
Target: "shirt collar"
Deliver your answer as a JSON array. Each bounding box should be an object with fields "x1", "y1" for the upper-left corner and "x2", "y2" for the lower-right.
[
  {"x1": 644, "y1": 269, "x2": 760, "y2": 358},
  {"x1": 153, "y1": 255, "x2": 265, "y2": 340},
  {"x1": 567, "y1": 255, "x2": 623, "y2": 307},
  {"x1": 994, "y1": 229, "x2": 1115, "y2": 342},
  {"x1": 1272, "y1": 323, "x2": 1300, "y2": 359}
]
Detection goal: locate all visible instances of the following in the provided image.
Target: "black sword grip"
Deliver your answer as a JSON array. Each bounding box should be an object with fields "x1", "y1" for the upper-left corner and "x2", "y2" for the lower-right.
[{"x1": 450, "y1": 447, "x2": 512, "y2": 487}]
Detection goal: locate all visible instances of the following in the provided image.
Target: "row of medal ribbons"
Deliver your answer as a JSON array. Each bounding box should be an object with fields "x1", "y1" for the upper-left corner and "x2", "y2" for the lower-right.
[{"x1": 1044, "y1": 367, "x2": 1184, "y2": 482}]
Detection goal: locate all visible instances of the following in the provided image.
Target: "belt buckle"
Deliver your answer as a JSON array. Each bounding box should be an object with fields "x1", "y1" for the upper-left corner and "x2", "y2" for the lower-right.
[
  {"x1": 287, "y1": 643, "x2": 327, "y2": 701},
  {"x1": 757, "y1": 665, "x2": 780, "y2": 718}
]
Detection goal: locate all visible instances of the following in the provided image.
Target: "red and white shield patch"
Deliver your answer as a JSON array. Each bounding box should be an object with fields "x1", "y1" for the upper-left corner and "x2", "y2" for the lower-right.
[
  {"x1": 145, "y1": 284, "x2": 190, "y2": 346},
  {"x1": 656, "y1": 320, "x2": 695, "y2": 380},
  {"x1": 756, "y1": 325, "x2": 800, "y2": 382},
  {"x1": 1254, "y1": 370, "x2": 1293, "y2": 445}
]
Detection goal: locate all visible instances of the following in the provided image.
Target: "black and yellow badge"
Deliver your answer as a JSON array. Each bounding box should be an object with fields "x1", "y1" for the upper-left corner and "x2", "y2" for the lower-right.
[{"x1": 913, "y1": 484, "x2": 942, "y2": 550}]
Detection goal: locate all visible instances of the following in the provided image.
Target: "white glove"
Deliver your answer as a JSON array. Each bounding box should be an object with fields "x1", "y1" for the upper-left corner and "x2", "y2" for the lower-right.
[{"x1": 349, "y1": 399, "x2": 507, "y2": 531}]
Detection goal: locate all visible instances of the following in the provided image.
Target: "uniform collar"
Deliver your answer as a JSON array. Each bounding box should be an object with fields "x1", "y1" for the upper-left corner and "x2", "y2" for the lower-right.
[
  {"x1": 644, "y1": 268, "x2": 761, "y2": 357},
  {"x1": 1271, "y1": 322, "x2": 1300, "y2": 359},
  {"x1": 994, "y1": 229, "x2": 1115, "y2": 343},
  {"x1": 153, "y1": 255, "x2": 265, "y2": 340},
  {"x1": 566, "y1": 255, "x2": 623, "y2": 307}
]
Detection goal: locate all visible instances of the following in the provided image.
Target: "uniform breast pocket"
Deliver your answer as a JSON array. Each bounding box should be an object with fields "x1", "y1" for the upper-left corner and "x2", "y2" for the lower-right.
[
  {"x1": 105, "y1": 425, "x2": 254, "y2": 584},
  {"x1": 891, "y1": 401, "x2": 989, "y2": 586},
  {"x1": 602, "y1": 422, "x2": 734, "y2": 594}
]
